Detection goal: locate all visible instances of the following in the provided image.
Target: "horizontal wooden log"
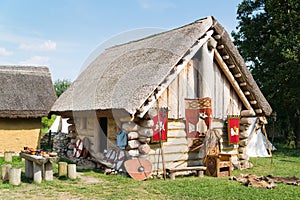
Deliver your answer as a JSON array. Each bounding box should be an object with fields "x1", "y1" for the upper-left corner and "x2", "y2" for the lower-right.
[
  {"x1": 163, "y1": 137, "x2": 187, "y2": 146},
  {"x1": 122, "y1": 122, "x2": 140, "y2": 132},
  {"x1": 128, "y1": 149, "x2": 140, "y2": 157},
  {"x1": 136, "y1": 119, "x2": 154, "y2": 128},
  {"x1": 239, "y1": 124, "x2": 249, "y2": 132},
  {"x1": 138, "y1": 127, "x2": 153, "y2": 137},
  {"x1": 240, "y1": 130, "x2": 249, "y2": 139},
  {"x1": 240, "y1": 110, "x2": 256, "y2": 117},
  {"x1": 239, "y1": 139, "x2": 247, "y2": 147},
  {"x1": 127, "y1": 132, "x2": 139, "y2": 140},
  {"x1": 240, "y1": 117, "x2": 255, "y2": 125},
  {"x1": 128, "y1": 140, "x2": 140, "y2": 149},
  {"x1": 168, "y1": 121, "x2": 185, "y2": 130},
  {"x1": 149, "y1": 145, "x2": 188, "y2": 154},
  {"x1": 239, "y1": 147, "x2": 246, "y2": 153},
  {"x1": 238, "y1": 153, "x2": 249, "y2": 160},
  {"x1": 138, "y1": 136, "x2": 151, "y2": 143},
  {"x1": 138, "y1": 144, "x2": 151, "y2": 155},
  {"x1": 168, "y1": 130, "x2": 186, "y2": 137}
]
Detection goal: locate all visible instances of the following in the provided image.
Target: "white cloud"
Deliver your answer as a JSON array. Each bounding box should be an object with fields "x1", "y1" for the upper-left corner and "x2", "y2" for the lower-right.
[
  {"x1": 19, "y1": 40, "x2": 57, "y2": 51},
  {"x1": 0, "y1": 47, "x2": 13, "y2": 56},
  {"x1": 18, "y1": 56, "x2": 50, "y2": 66}
]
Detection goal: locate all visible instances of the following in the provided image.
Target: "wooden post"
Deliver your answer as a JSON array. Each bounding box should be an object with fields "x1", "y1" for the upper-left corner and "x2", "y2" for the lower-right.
[
  {"x1": 67, "y1": 164, "x2": 77, "y2": 179},
  {"x1": 44, "y1": 161, "x2": 53, "y2": 181},
  {"x1": 33, "y1": 162, "x2": 42, "y2": 184},
  {"x1": 9, "y1": 168, "x2": 21, "y2": 186},
  {"x1": 155, "y1": 95, "x2": 166, "y2": 180},
  {"x1": 4, "y1": 152, "x2": 13, "y2": 162},
  {"x1": 24, "y1": 159, "x2": 33, "y2": 178},
  {"x1": 58, "y1": 162, "x2": 68, "y2": 177},
  {"x1": 1, "y1": 164, "x2": 12, "y2": 181}
]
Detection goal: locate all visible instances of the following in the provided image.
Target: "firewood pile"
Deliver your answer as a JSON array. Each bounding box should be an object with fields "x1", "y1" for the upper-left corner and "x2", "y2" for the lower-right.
[{"x1": 230, "y1": 174, "x2": 300, "y2": 189}]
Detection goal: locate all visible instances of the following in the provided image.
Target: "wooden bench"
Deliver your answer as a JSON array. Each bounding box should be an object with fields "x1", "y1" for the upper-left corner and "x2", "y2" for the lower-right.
[{"x1": 166, "y1": 166, "x2": 207, "y2": 180}]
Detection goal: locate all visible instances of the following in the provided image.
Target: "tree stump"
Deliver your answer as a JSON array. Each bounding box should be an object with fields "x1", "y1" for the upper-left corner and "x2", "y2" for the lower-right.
[
  {"x1": 58, "y1": 162, "x2": 68, "y2": 177},
  {"x1": 4, "y1": 152, "x2": 13, "y2": 162},
  {"x1": 9, "y1": 168, "x2": 21, "y2": 186},
  {"x1": 67, "y1": 164, "x2": 77, "y2": 179},
  {"x1": 1, "y1": 164, "x2": 12, "y2": 181}
]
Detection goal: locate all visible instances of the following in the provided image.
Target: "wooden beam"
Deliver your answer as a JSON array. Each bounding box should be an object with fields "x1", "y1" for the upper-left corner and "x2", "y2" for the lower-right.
[
  {"x1": 234, "y1": 73, "x2": 242, "y2": 78},
  {"x1": 250, "y1": 100, "x2": 257, "y2": 105},
  {"x1": 214, "y1": 49, "x2": 253, "y2": 111},
  {"x1": 255, "y1": 109, "x2": 263, "y2": 114},
  {"x1": 240, "y1": 82, "x2": 247, "y2": 87},
  {"x1": 222, "y1": 55, "x2": 229, "y2": 60},
  {"x1": 217, "y1": 45, "x2": 224, "y2": 50},
  {"x1": 244, "y1": 91, "x2": 250, "y2": 95},
  {"x1": 136, "y1": 30, "x2": 215, "y2": 118},
  {"x1": 214, "y1": 35, "x2": 221, "y2": 40}
]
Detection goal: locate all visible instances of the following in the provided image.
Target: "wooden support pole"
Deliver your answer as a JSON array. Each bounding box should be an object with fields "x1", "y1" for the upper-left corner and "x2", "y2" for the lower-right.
[
  {"x1": 33, "y1": 162, "x2": 42, "y2": 184},
  {"x1": 155, "y1": 94, "x2": 166, "y2": 180},
  {"x1": 44, "y1": 162, "x2": 53, "y2": 181}
]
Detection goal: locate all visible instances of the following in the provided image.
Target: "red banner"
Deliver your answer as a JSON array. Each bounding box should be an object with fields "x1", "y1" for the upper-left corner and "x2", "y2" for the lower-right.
[
  {"x1": 185, "y1": 98, "x2": 212, "y2": 138},
  {"x1": 228, "y1": 116, "x2": 240, "y2": 144},
  {"x1": 152, "y1": 109, "x2": 168, "y2": 142}
]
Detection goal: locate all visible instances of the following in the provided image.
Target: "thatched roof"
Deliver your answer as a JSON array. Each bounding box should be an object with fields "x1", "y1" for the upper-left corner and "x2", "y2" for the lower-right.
[
  {"x1": 51, "y1": 16, "x2": 272, "y2": 117},
  {"x1": 0, "y1": 66, "x2": 57, "y2": 118}
]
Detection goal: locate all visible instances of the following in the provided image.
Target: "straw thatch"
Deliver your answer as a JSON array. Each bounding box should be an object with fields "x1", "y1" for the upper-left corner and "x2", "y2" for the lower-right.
[
  {"x1": 51, "y1": 16, "x2": 272, "y2": 117},
  {"x1": 0, "y1": 66, "x2": 57, "y2": 118}
]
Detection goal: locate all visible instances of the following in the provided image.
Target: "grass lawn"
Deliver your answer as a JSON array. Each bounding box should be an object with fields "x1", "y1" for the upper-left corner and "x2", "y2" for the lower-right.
[{"x1": 0, "y1": 146, "x2": 299, "y2": 200}]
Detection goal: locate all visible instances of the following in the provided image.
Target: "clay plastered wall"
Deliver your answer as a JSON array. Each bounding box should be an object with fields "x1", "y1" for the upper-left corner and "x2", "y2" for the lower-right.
[{"x1": 0, "y1": 118, "x2": 41, "y2": 153}]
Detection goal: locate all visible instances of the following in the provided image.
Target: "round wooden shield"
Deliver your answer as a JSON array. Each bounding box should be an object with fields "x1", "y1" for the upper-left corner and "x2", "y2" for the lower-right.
[{"x1": 124, "y1": 158, "x2": 152, "y2": 181}]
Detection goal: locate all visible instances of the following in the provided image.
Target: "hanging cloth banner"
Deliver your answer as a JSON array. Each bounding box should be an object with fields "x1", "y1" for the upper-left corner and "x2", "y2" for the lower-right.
[
  {"x1": 227, "y1": 115, "x2": 240, "y2": 144},
  {"x1": 151, "y1": 108, "x2": 168, "y2": 142},
  {"x1": 185, "y1": 97, "x2": 212, "y2": 138}
]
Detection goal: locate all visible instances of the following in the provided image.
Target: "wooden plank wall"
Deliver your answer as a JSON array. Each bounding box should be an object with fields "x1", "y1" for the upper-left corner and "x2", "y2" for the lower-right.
[{"x1": 159, "y1": 60, "x2": 242, "y2": 120}]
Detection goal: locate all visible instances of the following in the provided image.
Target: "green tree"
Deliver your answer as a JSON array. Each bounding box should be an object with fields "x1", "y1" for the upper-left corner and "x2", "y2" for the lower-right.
[
  {"x1": 232, "y1": 0, "x2": 300, "y2": 147},
  {"x1": 54, "y1": 79, "x2": 71, "y2": 97}
]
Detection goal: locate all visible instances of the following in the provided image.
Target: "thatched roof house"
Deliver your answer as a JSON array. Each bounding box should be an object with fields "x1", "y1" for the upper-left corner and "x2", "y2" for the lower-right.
[
  {"x1": 51, "y1": 16, "x2": 271, "y2": 117},
  {"x1": 51, "y1": 16, "x2": 272, "y2": 172},
  {"x1": 0, "y1": 66, "x2": 56, "y2": 153}
]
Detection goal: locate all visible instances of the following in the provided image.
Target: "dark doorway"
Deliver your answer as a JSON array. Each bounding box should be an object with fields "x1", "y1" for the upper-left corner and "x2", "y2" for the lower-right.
[{"x1": 99, "y1": 117, "x2": 108, "y2": 152}]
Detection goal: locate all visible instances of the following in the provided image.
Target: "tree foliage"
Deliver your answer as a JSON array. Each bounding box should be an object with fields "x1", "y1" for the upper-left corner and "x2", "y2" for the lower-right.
[
  {"x1": 232, "y1": 0, "x2": 300, "y2": 147},
  {"x1": 54, "y1": 79, "x2": 71, "y2": 97}
]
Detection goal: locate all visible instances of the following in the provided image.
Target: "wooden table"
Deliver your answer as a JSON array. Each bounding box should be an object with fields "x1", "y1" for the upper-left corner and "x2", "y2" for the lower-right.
[{"x1": 20, "y1": 153, "x2": 59, "y2": 184}]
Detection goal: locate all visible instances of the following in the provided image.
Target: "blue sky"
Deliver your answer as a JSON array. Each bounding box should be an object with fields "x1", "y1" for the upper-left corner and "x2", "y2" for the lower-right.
[{"x1": 0, "y1": 0, "x2": 242, "y2": 81}]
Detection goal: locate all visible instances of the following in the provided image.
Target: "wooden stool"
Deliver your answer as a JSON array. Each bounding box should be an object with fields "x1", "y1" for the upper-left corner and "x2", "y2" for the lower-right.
[{"x1": 205, "y1": 154, "x2": 232, "y2": 177}]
